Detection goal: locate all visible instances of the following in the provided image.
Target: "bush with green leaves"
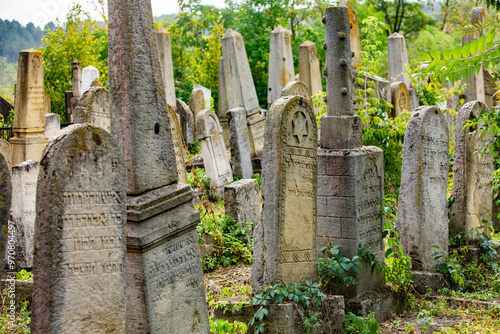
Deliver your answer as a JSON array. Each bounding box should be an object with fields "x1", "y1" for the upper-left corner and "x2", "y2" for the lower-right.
[
  {"x1": 343, "y1": 312, "x2": 380, "y2": 334},
  {"x1": 209, "y1": 315, "x2": 248, "y2": 334}
]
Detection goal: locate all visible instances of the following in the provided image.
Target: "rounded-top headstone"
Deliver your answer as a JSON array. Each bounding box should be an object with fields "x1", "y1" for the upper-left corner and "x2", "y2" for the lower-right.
[
  {"x1": 32, "y1": 123, "x2": 127, "y2": 333},
  {"x1": 280, "y1": 81, "x2": 313, "y2": 107},
  {"x1": 390, "y1": 81, "x2": 410, "y2": 117},
  {"x1": 0, "y1": 152, "x2": 11, "y2": 274},
  {"x1": 189, "y1": 89, "x2": 206, "y2": 115}
]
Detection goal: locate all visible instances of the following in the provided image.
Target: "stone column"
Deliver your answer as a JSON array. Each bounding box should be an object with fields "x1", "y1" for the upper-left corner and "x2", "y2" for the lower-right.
[
  {"x1": 227, "y1": 107, "x2": 253, "y2": 179},
  {"x1": 72, "y1": 59, "x2": 82, "y2": 98},
  {"x1": 268, "y1": 26, "x2": 295, "y2": 107},
  {"x1": 0, "y1": 151, "x2": 11, "y2": 274},
  {"x1": 156, "y1": 28, "x2": 177, "y2": 110},
  {"x1": 108, "y1": 0, "x2": 210, "y2": 332},
  {"x1": 317, "y1": 7, "x2": 384, "y2": 298},
  {"x1": 299, "y1": 41, "x2": 322, "y2": 97},
  {"x1": 218, "y1": 57, "x2": 230, "y2": 148},
  {"x1": 339, "y1": 0, "x2": 361, "y2": 68},
  {"x1": 82, "y1": 65, "x2": 99, "y2": 93},
  {"x1": 10, "y1": 49, "x2": 49, "y2": 166}
]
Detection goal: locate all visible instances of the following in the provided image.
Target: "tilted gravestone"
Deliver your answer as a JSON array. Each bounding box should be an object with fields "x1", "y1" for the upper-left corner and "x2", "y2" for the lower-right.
[
  {"x1": 280, "y1": 81, "x2": 313, "y2": 107},
  {"x1": 227, "y1": 107, "x2": 253, "y2": 179},
  {"x1": 224, "y1": 179, "x2": 260, "y2": 230},
  {"x1": 108, "y1": 0, "x2": 209, "y2": 331},
  {"x1": 189, "y1": 89, "x2": 205, "y2": 116},
  {"x1": 74, "y1": 87, "x2": 111, "y2": 131},
  {"x1": 396, "y1": 106, "x2": 449, "y2": 270},
  {"x1": 298, "y1": 41, "x2": 323, "y2": 97},
  {"x1": 0, "y1": 152, "x2": 12, "y2": 274},
  {"x1": 196, "y1": 109, "x2": 233, "y2": 192},
  {"x1": 252, "y1": 95, "x2": 318, "y2": 292},
  {"x1": 43, "y1": 113, "x2": 60, "y2": 140},
  {"x1": 156, "y1": 28, "x2": 177, "y2": 110},
  {"x1": 193, "y1": 84, "x2": 212, "y2": 110},
  {"x1": 11, "y1": 160, "x2": 39, "y2": 268},
  {"x1": 390, "y1": 81, "x2": 410, "y2": 117},
  {"x1": 168, "y1": 103, "x2": 188, "y2": 184},
  {"x1": 177, "y1": 98, "x2": 195, "y2": 144},
  {"x1": 450, "y1": 101, "x2": 494, "y2": 237},
  {"x1": 31, "y1": 124, "x2": 127, "y2": 333},
  {"x1": 268, "y1": 26, "x2": 295, "y2": 107}
]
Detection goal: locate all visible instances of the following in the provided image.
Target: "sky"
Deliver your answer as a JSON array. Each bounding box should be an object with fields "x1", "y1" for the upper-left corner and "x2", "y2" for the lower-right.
[{"x1": 0, "y1": 0, "x2": 226, "y2": 28}]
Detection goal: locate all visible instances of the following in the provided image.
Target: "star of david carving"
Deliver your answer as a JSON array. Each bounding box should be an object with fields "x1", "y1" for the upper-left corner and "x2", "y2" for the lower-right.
[{"x1": 292, "y1": 111, "x2": 308, "y2": 144}]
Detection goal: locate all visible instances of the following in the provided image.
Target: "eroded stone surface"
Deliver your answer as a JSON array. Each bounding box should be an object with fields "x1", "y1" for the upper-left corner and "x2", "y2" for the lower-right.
[
  {"x1": 43, "y1": 113, "x2": 60, "y2": 140},
  {"x1": 252, "y1": 96, "x2": 317, "y2": 292},
  {"x1": 339, "y1": 0, "x2": 361, "y2": 68},
  {"x1": 177, "y1": 98, "x2": 195, "y2": 144},
  {"x1": 280, "y1": 81, "x2": 313, "y2": 107},
  {"x1": 168, "y1": 104, "x2": 188, "y2": 184},
  {"x1": 0, "y1": 139, "x2": 12, "y2": 169},
  {"x1": 156, "y1": 28, "x2": 177, "y2": 110},
  {"x1": 227, "y1": 107, "x2": 253, "y2": 179},
  {"x1": 189, "y1": 89, "x2": 205, "y2": 116},
  {"x1": 268, "y1": 26, "x2": 295, "y2": 107},
  {"x1": 390, "y1": 81, "x2": 410, "y2": 117},
  {"x1": 298, "y1": 41, "x2": 322, "y2": 97},
  {"x1": 0, "y1": 152, "x2": 11, "y2": 274},
  {"x1": 396, "y1": 106, "x2": 449, "y2": 270},
  {"x1": 224, "y1": 179, "x2": 260, "y2": 228},
  {"x1": 74, "y1": 87, "x2": 110, "y2": 131},
  {"x1": 387, "y1": 32, "x2": 410, "y2": 87},
  {"x1": 32, "y1": 124, "x2": 127, "y2": 333}
]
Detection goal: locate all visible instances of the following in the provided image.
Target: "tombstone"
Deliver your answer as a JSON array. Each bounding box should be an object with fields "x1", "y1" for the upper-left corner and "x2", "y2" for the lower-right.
[
  {"x1": 156, "y1": 28, "x2": 177, "y2": 110},
  {"x1": 196, "y1": 109, "x2": 233, "y2": 191},
  {"x1": 450, "y1": 101, "x2": 494, "y2": 237},
  {"x1": 317, "y1": 6, "x2": 384, "y2": 298},
  {"x1": 387, "y1": 33, "x2": 410, "y2": 87},
  {"x1": 176, "y1": 98, "x2": 195, "y2": 145},
  {"x1": 390, "y1": 82, "x2": 410, "y2": 117},
  {"x1": 74, "y1": 87, "x2": 111, "y2": 131},
  {"x1": 0, "y1": 152, "x2": 11, "y2": 274},
  {"x1": 168, "y1": 103, "x2": 188, "y2": 184},
  {"x1": 396, "y1": 106, "x2": 449, "y2": 270},
  {"x1": 0, "y1": 139, "x2": 12, "y2": 169},
  {"x1": 445, "y1": 79, "x2": 459, "y2": 112},
  {"x1": 280, "y1": 81, "x2": 313, "y2": 107},
  {"x1": 224, "y1": 179, "x2": 260, "y2": 229},
  {"x1": 65, "y1": 91, "x2": 75, "y2": 123},
  {"x1": 10, "y1": 160, "x2": 39, "y2": 268},
  {"x1": 31, "y1": 124, "x2": 127, "y2": 333},
  {"x1": 353, "y1": 75, "x2": 392, "y2": 111},
  {"x1": 72, "y1": 59, "x2": 82, "y2": 98},
  {"x1": 339, "y1": 0, "x2": 361, "y2": 68},
  {"x1": 299, "y1": 41, "x2": 323, "y2": 97},
  {"x1": 43, "y1": 113, "x2": 60, "y2": 140},
  {"x1": 268, "y1": 26, "x2": 295, "y2": 107},
  {"x1": 218, "y1": 57, "x2": 229, "y2": 118},
  {"x1": 189, "y1": 89, "x2": 205, "y2": 116},
  {"x1": 108, "y1": 0, "x2": 210, "y2": 331},
  {"x1": 193, "y1": 84, "x2": 212, "y2": 110},
  {"x1": 252, "y1": 95, "x2": 317, "y2": 292},
  {"x1": 484, "y1": 69, "x2": 498, "y2": 112},
  {"x1": 0, "y1": 96, "x2": 14, "y2": 123},
  {"x1": 81, "y1": 65, "x2": 100, "y2": 94},
  {"x1": 10, "y1": 49, "x2": 50, "y2": 166},
  {"x1": 227, "y1": 107, "x2": 253, "y2": 179}
]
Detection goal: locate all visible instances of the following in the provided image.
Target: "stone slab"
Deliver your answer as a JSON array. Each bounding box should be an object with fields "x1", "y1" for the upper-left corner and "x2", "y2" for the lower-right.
[
  {"x1": 156, "y1": 28, "x2": 177, "y2": 110},
  {"x1": 0, "y1": 152, "x2": 11, "y2": 274},
  {"x1": 74, "y1": 87, "x2": 111, "y2": 131},
  {"x1": 268, "y1": 26, "x2": 295, "y2": 107},
  {"x1": 227, "y1": 107, "x2": 253, "y2": 179},
  {"x1": 224, "y1": 179, "x2": 260, "y2": 229},
  {"x1": 82, "y1": 65, "x2": 99, "y2": 94},
  {"x1": 299, "y1": 41, "x2": 323, "y2": 97},
  {"x1": 43, "y1": 113, "x2": 60, "y2": 140}
]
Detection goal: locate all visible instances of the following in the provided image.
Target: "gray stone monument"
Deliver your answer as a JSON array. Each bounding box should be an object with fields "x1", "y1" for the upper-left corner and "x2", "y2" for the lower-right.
[
  {"x1": 31, "y1": 124, "x2": 127, "y2": 333},
  {"x1": 0, "y1": 152, "x2": 11, "y2": 274},
  {"x1": 268, "y1": 26, "x2": 295, "y2": 107},
  {"x1": 0, "y1": 139, "x2": 12, "y2": 169},
  {"x1": 317, "y1": 6, "x2": 384, "y2": 298},
  {"x1": 11, "y1": 160, "x2": 39, "y2": 268},
  {"x1": 396, "y1": 106, "x2": 449, "y2": 270},
  {"x1": 227, "y1": 107, "x2": 253, "y2": 179},
  {"x1": 72, "y1": 59, "x2": 82, "y2": 98},
  {"x1": 299, "y1": 41, "x2": 323, "y2": 97},
  {"x1": 108, "y1": 0, "x2": 209, "y2": 331},
  {"x1": 218, "y1": 57, "x2": 231, "y2": 147},
  {"x1": 81, "y1": 65, "x2": 99, "y2": 93},
  {"x1": 177, "y1": 98, "x2": 195, "y2": 144},
  {"x1": 280, "y1": 81, "x2": 313, "y2": 107},
  {"x1": 74, "y1": 87, "x2": 111, "y2": 131},
  {"x1": 450, "y1": 101, "x2": 493, "y2": 237},
  {"x1": 194, "y1": 84, "x2": 212, "y2": 110},
  {"x1": 390, "y1": 81, "x2": 410, "y2": 117},
  {"x1": 168, "y1": 103, "x2": 188, "y2": 184},
  {"x1": 43, "y1": 113, "x2": 60, "y2": 140},
  {"x1": 196, "y1": 109, "x2": 233, "y2": 192},
  {"x1": 224, "y1": 179, "x2": 260, "y2": 229},
  {"x1": 252, "y1": 95, "x2": 318, "y2": 292},
  {"x1": 156, "y1": 28, "x2": 177, "y2": 110},
  {"x1": 189, "y1": 89, "x2": 205, "y2": 116}
]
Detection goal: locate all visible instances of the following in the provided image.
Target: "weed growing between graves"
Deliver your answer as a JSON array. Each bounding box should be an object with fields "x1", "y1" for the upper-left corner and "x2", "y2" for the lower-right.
[
  {"x1": 209, "y1": 315, "x2": 248, "y2": 334},
  {"x1": 344, "y1": 312, "x2": 380, "y2": 334},
  {"x1": 0, "y1": 296, "x2": 30, "y2": 334}
]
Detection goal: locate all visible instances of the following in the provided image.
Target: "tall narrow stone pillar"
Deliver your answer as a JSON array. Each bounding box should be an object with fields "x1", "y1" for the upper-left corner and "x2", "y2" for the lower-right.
[
  {"x1": 267, "y1": 26, "x2": 295, "y2": 107},
  {"x1": 339, "y1": 0, "x2": 361, "y2": 68},
  {"x1": 10, "y1": 49, "x2": 49, "y2": 166},
  {"x1": 299, "y1": 41, "x2": 322, "y2": 97},
  {"x1": 156, "y1": 28, "x2": 177, "y2": 110},
  {"x1": 317, "y1": 7, "x2": 384, "y2": 298},
  {"x1": 108, "y1": 0, "x2": 210, "y2": 332}
]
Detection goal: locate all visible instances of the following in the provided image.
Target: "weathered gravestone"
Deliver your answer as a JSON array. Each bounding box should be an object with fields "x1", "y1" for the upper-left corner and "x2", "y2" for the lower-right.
[
  {"x1": 224, "y1": 179, "x2": 260, "y2": 229},
  {"x1": 43, "y1": 113, "x2": 60, "y2": 140},
  {"x1": 72, "y1": 59, "x2": 82, "y2": 98},
  {"x1": 227, "y1": 107, "x2": 253, "y2": 179},
  {"x1": 390, "y1": 81, "x2": 410, "y2": 117},
  {"x1": 168, "y1": 103, "x2": 188, "y2": 184},
  {"x1": 177, "y1": 98, "x2": 195, "y2": 144},
  {"x1": 189, "y1": 89, "x2": 206, "y2": 116},
  {"x1": 450, "y1": 101, "x2": 494, "y2": 237},
  {"x1": 268, "y1": 26, "x2": 295, "y2": 107},
  {"x1": 298, "y1": 41, "x2": 323, "y2": 97},
  {"x1": 339, "y1": 0, "x2": 361, "y2": 68},
  {"x1": 194, "y1": 84, "x2": 212, "y2": 110},
  {"x1": 156, "y1": 28, "x2": 177, "y2": 110},
  {"x1": 396, "y1": 106, "x2": 449, "y2": 270},
  {"x1": 74, "y1": 87, "x2": 111, "y2": 131},
  {"x1": 11, "y1": 160, "x2": 39, "y2": 268},
  {"x1": 0, "y1": 152, "x2": 11, "y2": 274},
  {"x1": 31, "y1": 124, "x2": 127, "y2": 333},
  {"x1": 196, "y1": 109, "x2": 233, "y2": 192},
  {"x1": 218, "y1": 57, "x2": 229, "y2": 119},
  {"x1": 252, "y1": 95, "x2": 318, "y2": 292},
  {"x1": 280, "y1": 81, "x2": 313, "y2": 107},
  {"x1": 317, "y1": 6, "x2": 384, "y2": 298},
  {"x1": 82, "y1": 65, "x2": 99, "y2": 94},
  {"x1": 0, "y1": 139, "x2": 12, "y2": 169},
  {"x1": 10, "y1": 49, "x2": 49, "y2": 166},
  {"x1": 108, "y1": 0, "x2": 210, "y2": 331}
]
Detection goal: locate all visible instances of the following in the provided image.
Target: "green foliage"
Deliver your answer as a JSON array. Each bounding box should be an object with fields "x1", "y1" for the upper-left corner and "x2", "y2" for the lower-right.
[
  {"x1": 343, "y1": 312, "x2": 380, "y2": 334},
  {"x1": 15, "y1": 270, "x2": 33, "y2": 281},
  {"x1": 0, "y1": 19, "x2": 44, "y2": 62},
  {"x1": 209, "y1": 315, "x2": 248, "y2": 334},
  {"x1": 0, "y1": 300, "x2": 31, "y2": 334},
  {"x1": 408, "y1": 26, "x2": 460, "y2": 65},
  {"x1": 0, "y1": 56, "x2": 17, "y2": 100},
  {"x1": 312, "y1": 91, "x2": 326, "y2": 127},
  {"x1": 0, "y1": 109, "x2": 14, "y2": 139},
  {"x1": 187, "y1": 167, "x2": 223, "y2": 203},
  {"x1": 196, "y1": 205, "x2": 253, "y2": 271},
  {"x1": 300, "y1": 310, "x2": 322, "y2": 334},
  {"x1": 41, "y1": 5, "x2": 108, "y2": 121}
]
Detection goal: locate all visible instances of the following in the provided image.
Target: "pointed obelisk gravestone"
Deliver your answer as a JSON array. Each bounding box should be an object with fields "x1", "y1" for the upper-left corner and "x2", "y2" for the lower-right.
[
  {"x1": 218, "y1": 57, "x2": 229, "y2": 118},
  {"x1": 339, "y1": 0, "x2": 361, "y2": 68},
  {"x1": 0, "y1": 139, "x2": 12, "y2": 169},
  {"x1": 11, "y1": 160, "x2": 39, "y2": 268},
  {"x1": 280, "y1": 81, "x2": 313, "y2": 107},
  {"x1": 222, "y1": 28, "x2": 266, "y2": 157},
  {"x1": 81, "y1": 65, "x2": 99, "y2": 93},
  {"x1": 177, "y1": 98, "x2": 195, "y2": 144},
  {"x1": 31, "y1": 124, "x2": 127, "y2": 333},
  {"x1": 396, "y1": 106, "x2": 449, "y2": 270},
  {"x1": 252, "y1": 95, "x2": 318, "y2": 292},
  {"x1": 10, "y1": 49, "x2": 49, "y2": 166},
  {"x1": 43, "y1": 113, "x2": 60, "y2": 140},
  {"x1": 317, "y1": 6, "x2": 384, "y2": 298},
  {"x1": 0, "y1": 152, "x2": 11, "y2": 274},
  {"x1": 227, "y1": 107, "x2": 253, "y2": 179},
  {"x1": 450, "y1": 101, "x2": 494, "y2": 237},
  {"x1": 390, "y1": 81, "x2": 410, "y2": 117},
  {"x1": 108, "y1": 0, "x2": 209, "y2": 331},
  {"x1": 156, "y1": 28, "x2": 177, "y2": 110},
  {"x1": 74, "y1": 87, "x2": 111, "y2": 131},
  {"x1": 196, "y1": 109, "x2": 233, "y2": 191},
  {"x1": 299, "y1": 41, "x2": 323, "y2": 97},
  {"x1": 268, "y1": 26, "x2": 295, "y2": 107}
]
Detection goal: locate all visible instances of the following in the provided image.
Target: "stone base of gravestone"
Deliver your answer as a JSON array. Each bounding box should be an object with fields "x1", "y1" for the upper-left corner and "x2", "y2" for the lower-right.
[
  {"x1": 317, "y1": 147, "x2": 385, "y2": 298},
  {"x1": 224, "y1": 179, "x2": 260, "y2": 230},
  {"x1": 125, "y1": 183, "x2": 209, "y2": 333},
  {"x1": 411, "y1": 271, "x2": 449, "y2": 295},
  {"x1": 345, "y1": 286, "x2": 403, "y2": 324},
  {"x1": 10, "y1": 135, "x2": 48, "y2": 166},
  {"x1": 247, "y1": 112, "x2": 265, "y2": 157}
]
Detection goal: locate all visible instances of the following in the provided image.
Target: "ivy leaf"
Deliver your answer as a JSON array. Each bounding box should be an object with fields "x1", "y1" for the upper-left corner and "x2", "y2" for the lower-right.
[
  {"x1": 443, "y1": 49, "x2": 452, "y2": 61},
  {"x1": 453, "y1": 45, "x2": 462, "y2": 59},
  {"x1": 462, "y1": 43, "x2": 471, "y2": 57},
  {"x1": 479, "y1": 34, "x2": 486, "y2": 53},
  {"x1": 486, "y1": 29, "x2": 496, "y2": 48},
  {"x1": 471, "y1": 38, "x2": 479, "y2": 56},
  {"x1": 422, "y1": 53, "x2": 432, "y2": 61},
  {"x1": 431, "y1": 50, "x2": 441, "y2": 61}
]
